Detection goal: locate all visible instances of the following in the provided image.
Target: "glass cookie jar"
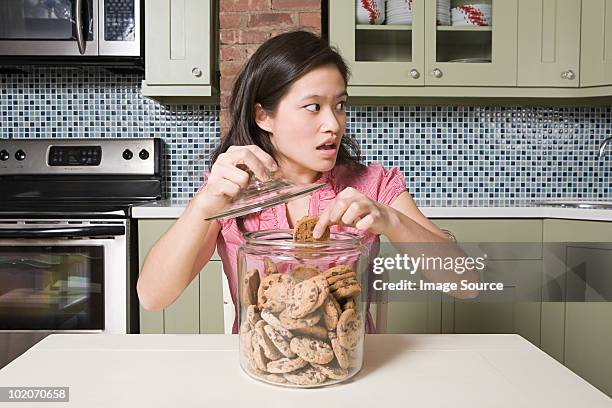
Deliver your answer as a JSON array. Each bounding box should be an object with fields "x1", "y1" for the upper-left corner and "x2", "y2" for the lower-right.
[{"x1": 237, "y1": 229, "x2": 369, "y2": 388}]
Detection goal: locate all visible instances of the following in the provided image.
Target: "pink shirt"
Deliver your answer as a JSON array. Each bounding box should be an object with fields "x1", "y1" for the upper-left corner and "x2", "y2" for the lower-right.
[{"x1": 201, "y1": 162, "x2": 407, "y2": 333}]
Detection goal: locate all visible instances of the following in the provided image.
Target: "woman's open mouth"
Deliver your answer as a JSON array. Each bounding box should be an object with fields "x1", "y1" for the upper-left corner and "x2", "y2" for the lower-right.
[{"x1": 315, "y1": 138, "x2": 338, "y2": 157}]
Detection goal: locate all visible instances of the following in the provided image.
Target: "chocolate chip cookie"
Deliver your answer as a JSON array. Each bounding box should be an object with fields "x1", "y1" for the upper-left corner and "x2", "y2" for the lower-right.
[
  {"x1": 266, "y1": 356, "x2": 308, "y2": 374},
  {"x1": 289, "y1": 336, "x2": 334, "y2": 365},
  {"x1": 337, "y1": 309, "x2": 361, "y2": 350},
  {"x1": 257, "y1": 273, "x2": 294, "y2": 313},
  {"x1": 283, "y1": 366, "x2": 327, "y2": 386},
  {"x1": 293, "y1": 215, "x2": 330, "y2": 242}
]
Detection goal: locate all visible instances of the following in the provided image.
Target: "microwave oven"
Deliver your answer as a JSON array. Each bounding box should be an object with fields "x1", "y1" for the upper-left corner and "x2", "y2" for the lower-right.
[{"x1": 0, "y1": 0, "x2": 142, "y2": 65}]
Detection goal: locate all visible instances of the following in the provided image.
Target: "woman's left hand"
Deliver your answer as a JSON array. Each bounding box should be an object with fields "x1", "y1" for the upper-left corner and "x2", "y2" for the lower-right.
[{"x1": 312, "y1": 187, "x2": 394, "y2": 238}]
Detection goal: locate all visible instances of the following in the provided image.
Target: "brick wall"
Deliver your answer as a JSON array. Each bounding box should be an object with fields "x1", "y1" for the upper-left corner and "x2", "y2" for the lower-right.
[{"x1": 219, "y1": 0, "x2": 322, "y2": 134}]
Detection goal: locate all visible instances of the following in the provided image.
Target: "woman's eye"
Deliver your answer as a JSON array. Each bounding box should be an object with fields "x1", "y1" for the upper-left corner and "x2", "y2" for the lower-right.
[
  {"x1": 305, "y1": 103, "x2": 320, "y2": 112},
  {"x1": 336, "y1": 101, "x2": 347, "y2": 111}
]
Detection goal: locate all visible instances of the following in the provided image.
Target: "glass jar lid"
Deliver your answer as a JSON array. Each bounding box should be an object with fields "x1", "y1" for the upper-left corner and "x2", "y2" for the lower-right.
[{"x1": 204, "y1": 166, "x2": 326, "y2": 221}]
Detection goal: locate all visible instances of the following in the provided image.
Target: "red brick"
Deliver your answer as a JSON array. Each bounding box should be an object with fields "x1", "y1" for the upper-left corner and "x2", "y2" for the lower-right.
[
  {"x1": 220, "y1": 76, "x2": 237, "y2": 94},
  {"x1": 220, "y1": 45, "x2": 244, "y2": 61},
  {"x1": 221, "y1": 61, "x2": 245, "y2": 77},
  {"x1": 298, "y1": 12, "x2": 320, "y2": 28},
  {"x1": 222, "y1": 29, "x2": 269, "y2": 45},
  {"x1": 219, "y1": 14, "x2": 243, "y2": 29},
  {"x1": 271, "y1": 0, "x2": 319, "y2": 11},
  {"x1": 248, "y1": 12, "x2": 294, "y2": 28},
  {"x1": 220, "y1": 0, "x2": 269, "y2": 12}
]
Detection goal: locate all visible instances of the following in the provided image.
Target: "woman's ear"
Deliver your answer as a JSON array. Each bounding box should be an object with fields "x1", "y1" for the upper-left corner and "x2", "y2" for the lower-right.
[{"x1": 254, "y1": 103, "x2": 273, "y2": 133}]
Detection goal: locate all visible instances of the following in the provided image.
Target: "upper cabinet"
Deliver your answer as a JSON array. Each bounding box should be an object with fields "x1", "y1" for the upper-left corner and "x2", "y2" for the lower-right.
[
  {"x1": 331, "y1": 0, "x2": 517, "y2": 88},
  {"x1": 517, "y1": 0, "x2": 581, "y2": 87},
  {"x1": 580, "y1": 0, "x2": 612, "y2": 87},
  {"x1": 331, "y1": 0, "x2": 425, "y2": 86},
  {"x1": 141, "y1": 0, "x2": 218, "y2": 102},
  {"x1": 424, "y1": 0, "x2": 518, "y2": 86},
  {"x1": 329, "y1": 0, "x2": 612, "y2": 98}
]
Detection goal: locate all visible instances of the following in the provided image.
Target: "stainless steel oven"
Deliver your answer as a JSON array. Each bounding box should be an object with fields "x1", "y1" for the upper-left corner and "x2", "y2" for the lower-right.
[
  {"x1": 0, "y1": 218, "x2": 129, "y2": 368},
  {"x1": 0, "y1": 138, "x2": 163, "y2": 369},
  {"x1": 0, "y1": 0, "x2": 141, "y2": 57}
]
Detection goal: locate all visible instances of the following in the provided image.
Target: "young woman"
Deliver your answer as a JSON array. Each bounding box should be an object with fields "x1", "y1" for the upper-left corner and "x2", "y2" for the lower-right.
[{"x1": 137, "y1": 30, "x2": 478, "y2": 333}]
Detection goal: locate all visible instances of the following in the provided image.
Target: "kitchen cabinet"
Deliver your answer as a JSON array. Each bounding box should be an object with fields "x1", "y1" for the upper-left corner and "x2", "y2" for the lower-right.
[
  {"x1": 141, "y1": 0, "x2": 219, "y2": 102},
  {"x1": 580, "y1": 0, "x2": 612, "y2": 87},
  {"x1": 424, "y1": 0, "x2": 518, "y2": 87},
  {"x1": 541, "y1": 219, "x2": 612, "y2": 363},
  {"x1": 517, "y1": 0, "x2": 581, "y2": 87},
  {"x1": 564, "y1": 245, "x2": 612, "y2": 398},
  {"x1": 433, "y1": 219, "x2": 543, "y2": 346},
  {"x1": 330, "y1": 0, "x2": 612, "y2": 98},
  {"x1": 137, "y1": 219, "x2": 224, "y2": 334},
  {"x1": 541, "y1": 219, "x2": 612, "y2": 398},
  {"x1": 383, "y1": 219, "x2": 543, "y2": 340},
  {"x1": 331, "y1": 0, "x2": 517, "y2": 88}
]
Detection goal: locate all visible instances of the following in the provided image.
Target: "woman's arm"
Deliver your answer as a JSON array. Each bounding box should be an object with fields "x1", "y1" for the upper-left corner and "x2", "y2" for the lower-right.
[
  {"x1": 137, "y1": 144, "x2": 278, "y2": 311},
  {"x1": 136, "y1": 199, "x2": 221, "y2": 311},
  {"x1": 384, "y1": 192, "x2": 480, "y2": 298}
]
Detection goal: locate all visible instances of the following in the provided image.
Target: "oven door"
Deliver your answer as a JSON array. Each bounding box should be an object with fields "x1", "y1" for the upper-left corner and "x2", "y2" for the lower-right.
[
  {"x1": 0, "y1": 0, "x2": 99, "y2": 56},
  {"x1": 0, "y1": 220, "x2": 127, "y2": 368}
]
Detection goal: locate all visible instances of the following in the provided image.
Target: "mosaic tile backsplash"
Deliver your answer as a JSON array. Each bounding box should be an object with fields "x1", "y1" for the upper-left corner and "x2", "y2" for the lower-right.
[{"x1": 1, "y1": 67, "x2": 611, "y2": 205}]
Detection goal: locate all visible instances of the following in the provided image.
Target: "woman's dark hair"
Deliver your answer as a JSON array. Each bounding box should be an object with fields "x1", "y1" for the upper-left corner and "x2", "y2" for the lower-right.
[{"x1": 209, "y1": 30, "x2": 362, "y2": 171}]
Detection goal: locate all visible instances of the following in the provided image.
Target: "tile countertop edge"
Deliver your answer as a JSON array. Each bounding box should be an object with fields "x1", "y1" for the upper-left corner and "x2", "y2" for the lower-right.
[{"x1": 131, "y1": 205, "x2": 612, "y2": 222}]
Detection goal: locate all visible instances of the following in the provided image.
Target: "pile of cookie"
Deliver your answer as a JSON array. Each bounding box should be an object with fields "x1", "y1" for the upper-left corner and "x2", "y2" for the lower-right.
[{"x1": 239, "y1": 216, "x2": 364, "y2": 386}]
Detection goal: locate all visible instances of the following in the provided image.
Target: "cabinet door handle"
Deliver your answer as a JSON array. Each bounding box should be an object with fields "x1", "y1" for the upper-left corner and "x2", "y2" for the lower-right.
[
  {"x1": 561, "y1": 70, "x2": 576, "y2": 80},
  {"x1": 431, "y1": 68, "x2": 443, "y2": 78},
  {"x1": 409, "y1": 68, "x2": 420, "y2": 79},
  {"x1": 192, "y1": 67, "x2": 203, "y2": 78}
]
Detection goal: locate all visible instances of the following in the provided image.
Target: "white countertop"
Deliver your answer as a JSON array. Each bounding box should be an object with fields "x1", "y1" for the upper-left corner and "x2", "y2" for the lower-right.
[
  {"x1": 0, "y1": 334, "x2": 610, "y2": 407},
  {"x1": 131, "y1": 199, "x2": 612, "y2": 221}
]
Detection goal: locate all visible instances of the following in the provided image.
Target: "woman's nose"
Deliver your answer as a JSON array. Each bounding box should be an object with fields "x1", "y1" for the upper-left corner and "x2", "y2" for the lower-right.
[{"x1": 321, "y1": 107, "x2": 343, "y2": 133}]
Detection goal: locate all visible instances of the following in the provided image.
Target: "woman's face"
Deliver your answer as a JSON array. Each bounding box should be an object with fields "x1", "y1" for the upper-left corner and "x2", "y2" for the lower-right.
[{"x1": 256, "y1": 64, "x2": 348, "y2": 182}]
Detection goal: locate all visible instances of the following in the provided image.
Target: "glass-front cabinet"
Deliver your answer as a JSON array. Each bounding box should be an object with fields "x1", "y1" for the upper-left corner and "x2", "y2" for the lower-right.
[
  {"x1": 424, "y1": 0, "x2": 517, "y2": 86},
  {"x1": 331, "y1": 0, "x2": 425, "y2": 85},
  {"x1": 330, "y1": 0, "x2": 518, "y2": 87}
]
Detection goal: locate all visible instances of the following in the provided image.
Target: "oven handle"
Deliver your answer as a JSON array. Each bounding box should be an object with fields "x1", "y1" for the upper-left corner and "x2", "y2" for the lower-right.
[{"x1": 0, "y1": 225, "x2": 125, "y2": 239}]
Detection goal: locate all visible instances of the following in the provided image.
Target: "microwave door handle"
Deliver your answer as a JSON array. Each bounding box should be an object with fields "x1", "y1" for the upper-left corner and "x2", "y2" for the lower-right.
[
  {"x1": 75, "y1": 0, "x2": 86, "y2": 54},
  {"x1": 0, "y1": 225, "x2": 125, "y2": 239}
]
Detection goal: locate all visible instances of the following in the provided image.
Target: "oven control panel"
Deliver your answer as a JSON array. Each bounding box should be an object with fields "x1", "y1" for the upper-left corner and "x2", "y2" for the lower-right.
[
  {"x1": 49, "y1": 146, "x2": 103, "y2": 166},
  {"x1": 0, "y1": 138, "x2": 162, "y2": 175}
]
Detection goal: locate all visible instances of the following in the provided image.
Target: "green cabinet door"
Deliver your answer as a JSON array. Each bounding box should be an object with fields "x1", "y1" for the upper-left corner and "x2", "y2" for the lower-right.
[
  {"x1": 517, "y1": 0, "x2": 581, "y2": 87},
  {"x1": 451, "y1": 260, "x2": 543, "y2": 346},
  {"x1": 142, "y1": 0, "x2": 217, "y2": 98},
  {"x1": 145, "y1": 0, "x2": 210, "y2": 85},
  {"x1": 199, "y1": 260, "x2": 225, "y2": 334},
  {"x1": 424, "y1": 0, "x2": 518, "y2": 86},
  {"x1": 541, "y1": 219, "x2": 612, "y2": 363},
  {"x1": 580, "y1": 0, "x2": 612, "y2": 87},
  {"x1": 379, "y1": 235, "x2": 442, "y2": 333},
  {"x1": 137, "y1": 219, "x2": 223, "y2": 334},
  {"x1": 564, "y1": 245, "x2": 612, "y2": 398},
  {"x1": 329, "y1": 0, "x2": 425, "y2": 86},
  {"x1": 432, "y1": 219, "x2": 543, "y2": 344},
  {"x1": 138, "y1": 219, "x2": 172, "y2": 334}
]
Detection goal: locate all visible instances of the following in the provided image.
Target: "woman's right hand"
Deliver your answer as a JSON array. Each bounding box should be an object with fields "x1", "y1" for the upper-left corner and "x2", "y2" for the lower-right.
[{"x1": 194, "y1": 145, "x2": 278, "y2": 218}]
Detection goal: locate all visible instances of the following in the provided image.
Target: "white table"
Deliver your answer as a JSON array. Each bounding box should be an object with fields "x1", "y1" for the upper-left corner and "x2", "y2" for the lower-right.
[{"x1": 0, "y1": 334, "x2": 610, "y2": 407}]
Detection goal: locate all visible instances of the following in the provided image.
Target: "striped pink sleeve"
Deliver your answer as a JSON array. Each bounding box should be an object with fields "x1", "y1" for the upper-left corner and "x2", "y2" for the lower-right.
[{"x1": 371, "y1": 164, "x2": 407, "y2": 206}]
